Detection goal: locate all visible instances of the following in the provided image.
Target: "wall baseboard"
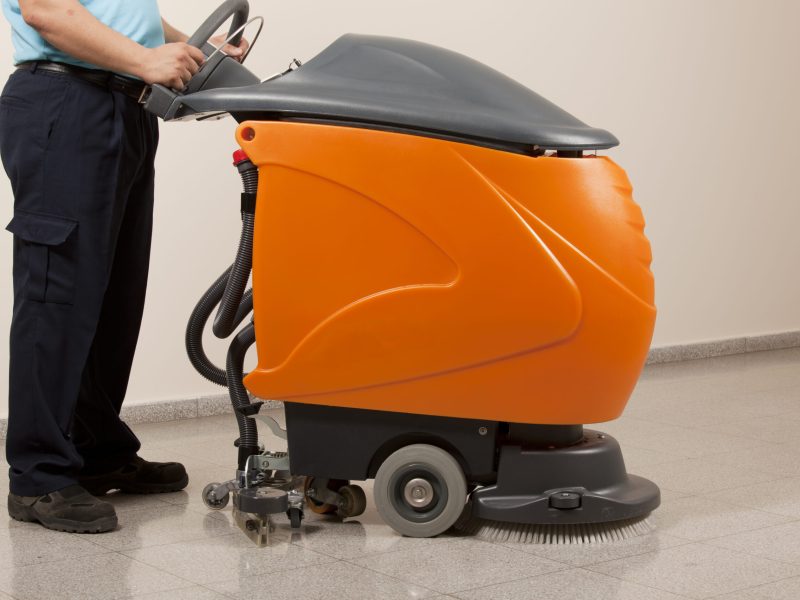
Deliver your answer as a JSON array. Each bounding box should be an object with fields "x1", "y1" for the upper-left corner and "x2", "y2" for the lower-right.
[
  {"x1": 645, "y1": 330, "x2": 800, "y2": 364},
  {"x1": 1, "y1": 330, "x2": 798, "y2": 440}
]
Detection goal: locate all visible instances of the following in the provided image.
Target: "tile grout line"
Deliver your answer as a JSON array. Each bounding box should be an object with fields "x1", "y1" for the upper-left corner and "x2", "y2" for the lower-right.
[
  {"x1": 703, "y1": 571, "x2": 800, "y2": 599},
  {"x1": 343, "y1": 538, "x2": 576, "y2": 597},
  {"x1": 696, "y1": 537, "x2": 800, "y2": 569},
  {"x1": 190, "y1": 549, "x2": 344, "y2": 589},
  {"x1": 339, "y1": 554, "x2": 472, "y2": 598},
  {"x1": 112, "y1": 548, "x2": 203, "y2": 597},
  {"x1": 573, "y1": 565, "x2": 698, "y2": 600}
]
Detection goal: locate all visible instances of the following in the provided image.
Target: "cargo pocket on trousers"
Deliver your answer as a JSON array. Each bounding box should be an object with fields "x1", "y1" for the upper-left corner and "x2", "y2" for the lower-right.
[{"x1": 5, "y1": 210, "x2": 78, "y2": 305}]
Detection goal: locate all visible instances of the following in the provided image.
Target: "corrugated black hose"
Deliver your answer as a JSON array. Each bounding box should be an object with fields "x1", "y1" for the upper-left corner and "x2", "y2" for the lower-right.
[
  {"x1": 184, "y1": 157, "x2": 260, "y2": 467},
  {"x1": 185, "y1": 267, "x2": 253, "y2": 386},
  {"x1": 213, "y1": 162, "x2": 258, "y2": 338},
  {"x1": 227, "y1": 323, "x2": 258, "y2": 466}
]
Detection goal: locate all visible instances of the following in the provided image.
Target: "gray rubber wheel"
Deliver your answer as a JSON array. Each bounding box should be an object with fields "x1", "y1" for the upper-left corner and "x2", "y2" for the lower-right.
[
  {"x1": 202, "y1": 482, "x2": 229, "y2": 510},
  {"x1": 374, "y1": 444, "x2": 467, "y2": 538}
]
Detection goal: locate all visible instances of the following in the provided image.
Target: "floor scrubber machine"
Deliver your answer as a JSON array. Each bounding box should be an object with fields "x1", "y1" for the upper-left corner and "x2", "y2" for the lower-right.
[{"x1": 144, "y1": 0, "x2": 659, "y2": 545}]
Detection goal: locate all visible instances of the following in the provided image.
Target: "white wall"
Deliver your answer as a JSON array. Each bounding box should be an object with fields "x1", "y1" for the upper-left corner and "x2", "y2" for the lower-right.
[{"x1": 1, "y1": 0, "x2": 799, "y2": 417}]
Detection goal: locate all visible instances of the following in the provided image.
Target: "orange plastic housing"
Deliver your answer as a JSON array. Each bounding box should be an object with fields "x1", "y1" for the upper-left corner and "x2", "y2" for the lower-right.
[{"x1": 237, "y1": 122, "x2": 655, "y2": 425}]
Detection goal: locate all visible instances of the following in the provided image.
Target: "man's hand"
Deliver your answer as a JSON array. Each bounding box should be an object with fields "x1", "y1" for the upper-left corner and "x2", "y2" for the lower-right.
[
  {"x1": 138, "y1": 43, "x2": 205, "y2": 89},
  {"x1": 210, "y1": 34, "x2": 250, "y2": 62}
]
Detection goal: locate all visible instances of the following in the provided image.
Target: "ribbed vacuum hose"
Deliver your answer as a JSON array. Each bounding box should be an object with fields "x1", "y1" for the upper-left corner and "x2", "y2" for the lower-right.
[
  {"x1": 185, "y1": 267, "x2": 231, "y2": 386},
  {"x1": 213, "y1": 163, "x2": 258, "y2": 338},
  {"x1": 227, "y1": 323, "x2": 259, "y2": 467},
  {"x1": 185, "y1": 155, "x2": 261, "y2": 468},
  {"x1": 185, "y1": 268, "x2": 254, "y2": 387}
]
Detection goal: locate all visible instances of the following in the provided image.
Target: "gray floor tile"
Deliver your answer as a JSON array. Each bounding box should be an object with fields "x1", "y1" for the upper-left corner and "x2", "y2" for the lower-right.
[
  {"x1": 155, "y1": 439, "x2": 241, "y2": 469},
  {"x1": 101, "y1": 491, "x2": 176, "y2": 515},
  {"x1": 208, "y1": 560, "x2": 437, "y2": 599},
  {"x1": 632, "y1": 457, "x2": 783, "y2": 495},
  {"x1": 779, "y1": 409, "x2": 800, "y2": 422},
  {"x1": 588, "y1": 542, "x2": 800, "y2": 599},
  {"x1": 0, "y1": 523, "x2": 110, "y2": 567},
  {"x1": 658, "y1": 487, "x2": 694, "y2": 502},
  {"x1": 705, "y1": 521, "x2": 800, "y2": 566},
  {"x1": 89, "y1": 502, "x2": 235, "y2": 551},
  {"x1": 617, "y1": 444, "x2": 680, "y2": 470},
  {"x1": 648, "y1": 495, "x2": 793, "y2": 541},
  {"x1": 454, "y1": 567, "x2": 687, "y2": 599},
  {"x1": 135, "y1": 445, "x2": 223, "y2": 472},
  {"x1": 704, "y1": 416, "x2": 800, "y2": 443},
  {"x1": 715, "y1": 576, "x2": 800, "y2": 599},
  {"x1": 292, "y1": 501, "x2": 460, "y2": 560},
  {"x1": 596, "y1": 418, "x2": 770, "y2": 460},
  {"x1": 132, "y1": 415, "x2": 237, "y2": 448},
  {"x1": 703, "y1": 444, "x2": 800, "y2": 478},
  {"x1": 352, "y1": 538, "x2": 567, "y2": 594},
  {"x1": 0, "y1": 553, "x2": 192, "y2": 600},
  {"x1": 0, "y1": 518, "x2": 19, "y2": 532},
  {"x1": 711, "y1": 477, "x2": 800, "y2": 518},
  {"x1": 727, "y1": 387, "x2": 800, "y2": 417},
  {"x1": 626, "y1": 394, "x2": 780, "y2": 428},
  {"x1": 502, "y1": 531, "x2": 688, "y2": 567},
  {"x1": 121, "y1": 586, "x2": 231, "y2": 600},
  {"x1": 123, "y1": 532, "x2": 334, "y2": 584}
]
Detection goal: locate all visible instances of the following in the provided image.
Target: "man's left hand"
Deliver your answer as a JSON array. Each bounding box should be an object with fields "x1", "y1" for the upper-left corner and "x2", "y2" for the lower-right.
[{"x1": 209, "y1": 34, "x2": 249, "y2": 62}]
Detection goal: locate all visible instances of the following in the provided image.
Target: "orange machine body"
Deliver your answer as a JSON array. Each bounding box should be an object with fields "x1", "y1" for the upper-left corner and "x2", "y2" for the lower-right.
[{"x1": 238, "y1": 121, "x2": 655, "y2": 425}]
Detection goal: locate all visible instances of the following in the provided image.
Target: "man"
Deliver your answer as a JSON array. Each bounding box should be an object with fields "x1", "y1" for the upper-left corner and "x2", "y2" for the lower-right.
[{"x1": 0, "y1": 0, "x2": 247, "y2": 533}]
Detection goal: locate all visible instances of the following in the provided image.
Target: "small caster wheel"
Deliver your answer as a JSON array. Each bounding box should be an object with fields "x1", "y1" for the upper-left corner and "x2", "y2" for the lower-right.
[
  {"x1": 304, "y1": 476, "x2": 348, "y2": 514},
  {"x1": 287, "y1": 506, "x2": 303, "y2": 529},
  {"x1": 202, "y1": 482, "x2": 229, "y2": 510},
  {"x1": 338, "y1": 484, "x2": 367, "y2": 518}
]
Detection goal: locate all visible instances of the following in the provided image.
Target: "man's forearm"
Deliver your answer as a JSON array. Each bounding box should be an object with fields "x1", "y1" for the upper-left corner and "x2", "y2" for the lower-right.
[
  {"x1": 19, "y1": 0, "x2": 150, "y2": 78},
  {"x1": 162, "y1": 19, "x2": 187, "y2": 44}
]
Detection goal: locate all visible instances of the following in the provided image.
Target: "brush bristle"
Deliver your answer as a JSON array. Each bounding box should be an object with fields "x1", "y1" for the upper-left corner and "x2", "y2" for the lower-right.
[{"x1": 454, "y1": 515, "x2": 654, "y2": 544}]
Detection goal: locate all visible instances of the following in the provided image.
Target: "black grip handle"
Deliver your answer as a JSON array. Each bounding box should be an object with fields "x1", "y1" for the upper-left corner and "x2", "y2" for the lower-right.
[{"x1": 186, "y1": 0, "x2": 249, "y2": 50}]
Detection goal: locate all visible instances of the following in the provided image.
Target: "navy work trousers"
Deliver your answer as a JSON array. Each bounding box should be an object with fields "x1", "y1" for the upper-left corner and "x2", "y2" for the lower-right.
[{"x1": 0, "y1": 66, "x2": 158, "y2": 496}]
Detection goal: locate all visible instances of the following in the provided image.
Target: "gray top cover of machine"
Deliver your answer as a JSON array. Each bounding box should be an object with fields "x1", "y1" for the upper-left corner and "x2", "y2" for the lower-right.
[{"x1": 175, "y1": 34, "x2": 619, "y2": 151}]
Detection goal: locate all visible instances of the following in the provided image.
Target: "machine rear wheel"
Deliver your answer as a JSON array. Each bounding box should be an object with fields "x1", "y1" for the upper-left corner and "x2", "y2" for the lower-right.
[{"x1": 374, "y1": 444, "x2": 467, "y2": 538}]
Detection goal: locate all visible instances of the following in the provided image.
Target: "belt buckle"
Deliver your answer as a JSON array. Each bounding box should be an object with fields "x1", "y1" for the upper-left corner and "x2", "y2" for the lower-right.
[{"x1": 138, "y1": 85, "x2": 152, "y2": 105}]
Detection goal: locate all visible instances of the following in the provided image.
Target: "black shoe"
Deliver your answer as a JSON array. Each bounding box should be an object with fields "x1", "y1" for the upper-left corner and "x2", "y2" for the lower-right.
[
  {"x1": 79, "y1": 456, "x2": 189, "y2": 495},
  {"x1": 8, "y1": 484, "x2": 118, "y2": 533}
]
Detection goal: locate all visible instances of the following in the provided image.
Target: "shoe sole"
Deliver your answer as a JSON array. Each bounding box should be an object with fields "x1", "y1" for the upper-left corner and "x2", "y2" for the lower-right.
[
  {"x1": 8, "y1": 497, "x2": 117, "y2": 534},
  {"x1": 83, "y1": 474, "x2": 190, "y2": 496}
]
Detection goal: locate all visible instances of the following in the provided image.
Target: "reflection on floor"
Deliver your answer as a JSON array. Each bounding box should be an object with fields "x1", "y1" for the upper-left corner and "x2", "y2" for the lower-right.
[{"x1": 1, "y1": 347, "x2": 800, "y2": 599}]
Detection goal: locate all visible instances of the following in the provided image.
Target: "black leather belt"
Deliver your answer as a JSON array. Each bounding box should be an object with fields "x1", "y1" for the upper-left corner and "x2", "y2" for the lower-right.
[{"x1": 15, "y1": 61, "x2": 148, "y2": 102}]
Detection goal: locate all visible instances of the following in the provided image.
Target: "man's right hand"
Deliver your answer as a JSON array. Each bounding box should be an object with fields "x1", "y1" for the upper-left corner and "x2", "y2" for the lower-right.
[{"x1": 138, "y1": 43, "x2": 205, "y2": 90}]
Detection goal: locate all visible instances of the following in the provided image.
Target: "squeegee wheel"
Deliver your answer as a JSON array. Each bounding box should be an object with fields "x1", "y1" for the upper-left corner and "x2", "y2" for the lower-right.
[
  {"x1": 303, "y1": 476, "x2": 348, "y2": 515},
  {"x1": 202, "y1": 482, "x2": 229, "y2": 510},
  {"x1": 374, "y1": 444, "x2": 467, "y2": 538},
  {"x1": 338, "y1": 484, "x2": 367, "y2": 518}
]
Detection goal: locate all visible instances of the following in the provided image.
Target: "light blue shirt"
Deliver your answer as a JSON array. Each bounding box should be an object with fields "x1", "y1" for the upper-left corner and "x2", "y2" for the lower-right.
[{"x1": 2, "y1": 0, "x2": 165, "y2": 73}]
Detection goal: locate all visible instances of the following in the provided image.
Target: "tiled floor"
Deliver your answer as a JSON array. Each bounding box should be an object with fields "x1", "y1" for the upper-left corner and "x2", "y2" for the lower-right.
[{"x1": 1, "y1": 347, "x2": 799, "y2": 599}]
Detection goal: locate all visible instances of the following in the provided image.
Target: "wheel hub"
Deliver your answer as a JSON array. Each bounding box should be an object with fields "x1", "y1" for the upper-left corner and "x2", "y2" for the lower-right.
[{"x1": 403, "y1": 477, "x2": 435, "y2": 509}]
